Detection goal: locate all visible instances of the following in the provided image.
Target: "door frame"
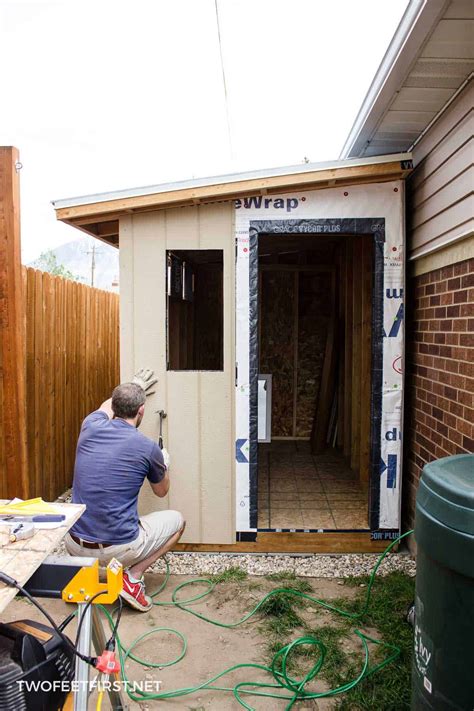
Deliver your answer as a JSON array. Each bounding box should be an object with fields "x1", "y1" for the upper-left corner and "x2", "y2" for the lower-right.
[{"x1": 247, "y1": 219, "x2": 387, "y2": 537}]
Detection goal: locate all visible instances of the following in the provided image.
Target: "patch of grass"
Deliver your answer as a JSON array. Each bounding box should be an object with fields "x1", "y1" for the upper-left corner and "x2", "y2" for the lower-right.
[
  {"x1": 329, "y1": 572, "x2": 415, "y2": 710},
  {"x1": 258, "y1": 580, "x2": 312, "y2": 671},
  {"x1": 343, "y1": 574, "x2": 371, "y2": 588},
  {"x1": 212, "y1": 566, "x2": 248, "y2": 584},
  {"x1": 260, "y1": 592, "x2": 304, "y2": 632},
  {"x1": 257, "y1": 571, "x2": 415, "y2": 710},
  {"x1": 300, "y1": 624, "x2": 349, "y2": 678}
]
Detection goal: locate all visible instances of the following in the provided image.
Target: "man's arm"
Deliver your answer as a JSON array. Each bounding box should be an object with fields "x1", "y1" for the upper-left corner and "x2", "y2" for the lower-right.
[
  {"x1": 98, "y1": 397, "x2": 114, "y2": 419},
  {"x1": 97, "y1": 368, "x2": 157, "y2": 420},
  {"x1": 147, "y1": 442, "x2": 169, "y2": 497},
  {"x1": 150, "y1": 471, "x2": 170, "y2": 498}
]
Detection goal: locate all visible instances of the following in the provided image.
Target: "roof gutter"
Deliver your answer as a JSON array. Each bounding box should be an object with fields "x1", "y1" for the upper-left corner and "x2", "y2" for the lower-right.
[{"x1": 339, "y1": 0, "x2": 448, "y2": 159}]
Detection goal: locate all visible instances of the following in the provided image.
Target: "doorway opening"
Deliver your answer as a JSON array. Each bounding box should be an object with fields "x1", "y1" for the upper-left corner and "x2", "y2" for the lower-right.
[{"x1": 257, "y1": 233, "x2": 374, "y2": 531}]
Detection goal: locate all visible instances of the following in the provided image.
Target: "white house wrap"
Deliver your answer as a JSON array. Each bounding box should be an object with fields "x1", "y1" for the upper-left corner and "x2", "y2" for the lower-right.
[{"x1": 235, "y1": 181, "x2": 405, "y2": 538}]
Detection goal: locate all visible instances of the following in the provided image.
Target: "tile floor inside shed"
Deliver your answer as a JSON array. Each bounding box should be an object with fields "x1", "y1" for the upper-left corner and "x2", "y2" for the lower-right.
[{"x1": 258, "y1": 441, "x2": 369, "y2": 530}]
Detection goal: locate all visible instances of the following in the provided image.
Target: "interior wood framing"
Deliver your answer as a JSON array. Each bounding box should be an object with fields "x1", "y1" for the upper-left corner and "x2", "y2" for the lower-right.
[{"x1": 258, "y1": 233, "x2": 373, "y2": 485}]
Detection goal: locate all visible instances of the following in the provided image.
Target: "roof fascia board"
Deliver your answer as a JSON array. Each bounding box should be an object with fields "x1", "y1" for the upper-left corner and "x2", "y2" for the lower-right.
[
  {"x1": 339, "y1": 0, "x2": 448, "y2": 159},
  {"x1": 52, "y1": 153, "x2": 411, "y2": 211},
  {"x1": 54, "y1": 155, "x2": 412, "y2": 222}
]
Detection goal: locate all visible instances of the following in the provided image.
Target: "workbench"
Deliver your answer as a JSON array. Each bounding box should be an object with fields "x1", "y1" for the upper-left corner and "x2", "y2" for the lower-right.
[{"x1": 0, "y1": 501, "x2": 85, "y2": 614}]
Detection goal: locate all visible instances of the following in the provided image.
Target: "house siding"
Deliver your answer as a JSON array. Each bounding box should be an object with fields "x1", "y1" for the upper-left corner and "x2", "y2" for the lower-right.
[{"x1": 407, "y1": 78, "x2": 473, "y2": 260}]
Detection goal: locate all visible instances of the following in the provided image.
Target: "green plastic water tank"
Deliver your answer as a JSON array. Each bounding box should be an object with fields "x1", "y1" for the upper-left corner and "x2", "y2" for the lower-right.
[{"x1": 412, "y1": 453, "x2": 474, "y2": 710}]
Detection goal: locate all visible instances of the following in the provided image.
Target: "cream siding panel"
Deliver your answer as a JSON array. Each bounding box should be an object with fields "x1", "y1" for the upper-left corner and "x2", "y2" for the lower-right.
[
  {"x1": 167, "y1": 374, "x2": 202, "y2": 540},
  {"x1": 126, "y1": 213, "x2": 170, "y2": 516},
  {"x1": 412, "y1": 234, "x2": 474, "y2": 274},
  {"x1": 411, "y1": 167, "x2": 474, "y2": 228},
  {"x1": 198, "y1": 203, "x2": 234, "y2": 543},
  {"x1": 122, "y1": 203, "x2": 235, "y2": 543},
  {"x1": 407, "y1": 80, "x2": 474, "y2": 259},
  {"x1": 411, "y1": 110, "x2": 473, "y2": 180},
  {"x1": 119, "y1": 215, "x2": 134, "y2": 380},
  {"x1": 410, "y1": 220, "x2": 474, "y2": 260},
  {"x1": 410, "y1": 195, "x2": 473, "y2": 252},
  {"x1": 410, "y1": 138, "x2": 473, "y2": 196}
]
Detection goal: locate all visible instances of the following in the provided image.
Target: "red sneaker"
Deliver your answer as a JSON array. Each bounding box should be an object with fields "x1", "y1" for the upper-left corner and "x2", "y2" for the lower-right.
[{"x1": 120, "y1": 571, "x2": 152, "y2": 612}]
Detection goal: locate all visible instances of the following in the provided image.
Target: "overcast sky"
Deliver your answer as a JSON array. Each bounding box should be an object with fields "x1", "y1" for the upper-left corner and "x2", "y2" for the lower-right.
[{"x1": 0, "y1": 0, "x2": 409, "y2": 262}]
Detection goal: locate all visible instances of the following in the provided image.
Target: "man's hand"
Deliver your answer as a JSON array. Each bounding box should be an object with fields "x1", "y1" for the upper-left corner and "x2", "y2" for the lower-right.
[
  {"x1": 161, "y1": 447, "x2": 170, "y2": 470},
  {"x1": 132, "y1": 368, "x2": 158, "y2": 396}
]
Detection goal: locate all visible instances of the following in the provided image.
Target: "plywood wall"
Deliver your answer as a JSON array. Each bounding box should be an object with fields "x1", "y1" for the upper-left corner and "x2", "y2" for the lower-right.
[
  {"x1": 119, "y1": 203, "x2": 235, "y2": 544},
  {"x1": 259, "y1": 268, "x2": 333, "y2": 438}
]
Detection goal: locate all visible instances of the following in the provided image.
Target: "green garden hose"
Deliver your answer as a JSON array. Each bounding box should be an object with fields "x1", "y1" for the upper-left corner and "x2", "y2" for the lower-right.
[{"x1": 97, "y1": 530, "x2": 413, "y2": 710}]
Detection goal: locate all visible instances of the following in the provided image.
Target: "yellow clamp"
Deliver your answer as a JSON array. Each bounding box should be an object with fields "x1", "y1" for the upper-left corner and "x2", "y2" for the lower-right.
[{"x1": 62, "y1": 558, "x2": 123, "y2": 605}]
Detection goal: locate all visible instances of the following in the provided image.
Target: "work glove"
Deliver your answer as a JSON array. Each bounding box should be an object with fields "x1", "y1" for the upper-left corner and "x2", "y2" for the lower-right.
[
  {"x1": 132, "y1": 368, "x2": 158, "y2": 395},
  {"x1": 161, "y1": 447, "x2": 170, "y2": 470}
]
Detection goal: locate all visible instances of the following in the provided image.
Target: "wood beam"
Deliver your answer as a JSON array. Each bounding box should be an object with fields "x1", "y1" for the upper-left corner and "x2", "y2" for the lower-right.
[
  {"x1": 96, "y1": 220, "x2": 119, "y2": 238},
  {"x1": 0, "y1": 148, "x2": 28, "y2": 498},
  {"x1": 351, "y1": 238, "x2": 363, "y2": 471},
  {"x1": 55, "y1": 160, "x2": 410, "y2": 221},
  {"x1": 176, "y1": 532, "x2": 389, "y2": 553}
]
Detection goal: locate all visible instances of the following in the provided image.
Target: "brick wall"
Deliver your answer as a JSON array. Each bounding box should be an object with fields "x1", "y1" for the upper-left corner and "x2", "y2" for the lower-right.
[{"x1": 403, "y1": 255, "x2": 474, "y2": 530}]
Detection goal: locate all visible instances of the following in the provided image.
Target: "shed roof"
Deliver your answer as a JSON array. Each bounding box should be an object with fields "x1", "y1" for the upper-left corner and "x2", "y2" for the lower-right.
[
  {"x1": 53, "y1": 153, "x2": 413, "y2": 247},
  {"x1": 340, "y1": 0, "x2": 474, "y2": 159}
]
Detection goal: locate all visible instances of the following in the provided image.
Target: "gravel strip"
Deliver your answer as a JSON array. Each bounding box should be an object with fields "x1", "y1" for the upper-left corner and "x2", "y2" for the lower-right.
[
  {"x1": 51, "y1": 543, "x2": 415, "y2": 578},
  {"x1": 149, "y1": 551, "x2": 416, "y2": 578},
  {"x1": 55, "y1": 490, "x2": 415, "y2": 578}
]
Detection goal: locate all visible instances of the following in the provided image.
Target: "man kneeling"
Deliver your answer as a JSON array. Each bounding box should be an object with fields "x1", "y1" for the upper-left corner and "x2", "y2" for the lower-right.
[{"x1": 65, "y1": 373, "x2": 185, "y2": 611}]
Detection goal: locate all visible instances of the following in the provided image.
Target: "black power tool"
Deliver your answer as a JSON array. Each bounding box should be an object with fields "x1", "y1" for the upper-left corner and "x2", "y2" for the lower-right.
[{"x1": 0, "y1": 618, "x2": 74, "y2": 711}]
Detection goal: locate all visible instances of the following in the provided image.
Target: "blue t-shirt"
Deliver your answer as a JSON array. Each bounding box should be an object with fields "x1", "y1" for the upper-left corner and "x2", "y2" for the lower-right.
[{"x1": 71, "y1": 410, "x2": 165, "y2": 544}]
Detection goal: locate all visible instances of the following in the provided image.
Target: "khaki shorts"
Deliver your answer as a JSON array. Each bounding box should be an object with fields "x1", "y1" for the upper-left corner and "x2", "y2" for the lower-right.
[{"x1": 64, "y1": 510, "x2": 184, "y2": 568}]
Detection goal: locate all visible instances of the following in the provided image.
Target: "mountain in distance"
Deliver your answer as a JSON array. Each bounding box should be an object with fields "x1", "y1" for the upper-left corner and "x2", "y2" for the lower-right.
[{"x1": 29, "y1": 236, "x2": 119, "y2": 292}]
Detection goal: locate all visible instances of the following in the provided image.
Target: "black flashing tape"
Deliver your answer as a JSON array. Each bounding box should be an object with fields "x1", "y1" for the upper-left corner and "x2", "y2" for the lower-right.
[
  {"x1": 236, "y1": 531, "x2": 257, "y2": 542},
  {"x1": 247, "y1": 218, "x2": 387, "y2": 535},
  {"x1": 248, "y1": 228, "x2": 259, "y2": 530},
  {"x1": 256, "y1": 528, "x2": 370, "y2": 533},
  {"x1": 369, "y1": 227, "x2": 385, "y2": 530}
]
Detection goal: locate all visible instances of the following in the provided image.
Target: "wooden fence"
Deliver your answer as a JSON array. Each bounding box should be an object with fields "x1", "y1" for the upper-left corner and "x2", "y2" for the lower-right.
[
  {"x1": 0, "y1": 148, "x2": 120, "y2": 501},
  {"x1": 22, "y1": 268, "x2": 120, "y2": 500}
]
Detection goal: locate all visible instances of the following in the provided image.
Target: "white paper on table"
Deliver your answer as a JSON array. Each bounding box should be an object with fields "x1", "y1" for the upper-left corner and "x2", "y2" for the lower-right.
[{"x1": 1, "y1": 498, "x2": 78, "y2": 529}]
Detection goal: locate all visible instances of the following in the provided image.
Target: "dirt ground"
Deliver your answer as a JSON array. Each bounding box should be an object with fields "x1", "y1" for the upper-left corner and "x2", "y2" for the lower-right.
[{"x1": 4, "y1": 573, "x2": 370, "y2": 710}]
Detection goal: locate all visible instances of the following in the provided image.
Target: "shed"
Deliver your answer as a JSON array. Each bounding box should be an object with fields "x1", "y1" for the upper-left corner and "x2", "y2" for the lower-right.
[{"x1": 53, "y1": 154, "x2": 413, "y2": 553}]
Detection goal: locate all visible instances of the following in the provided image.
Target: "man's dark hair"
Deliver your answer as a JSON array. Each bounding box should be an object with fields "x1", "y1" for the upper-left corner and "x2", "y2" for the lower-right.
[{"x1": 111, "y1": 383, "x2": 146, "y2": 419}]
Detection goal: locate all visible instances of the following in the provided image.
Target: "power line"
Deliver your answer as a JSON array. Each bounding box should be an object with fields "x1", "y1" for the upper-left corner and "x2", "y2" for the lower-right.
[{"x1": 214, "y1": 0, "x2": 234, "y2": 161}]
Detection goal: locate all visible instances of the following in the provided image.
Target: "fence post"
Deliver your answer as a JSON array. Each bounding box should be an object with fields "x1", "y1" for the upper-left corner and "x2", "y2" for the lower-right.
[{"x1": 0, "y1": 147, "x2": 28, "y2": 498}]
